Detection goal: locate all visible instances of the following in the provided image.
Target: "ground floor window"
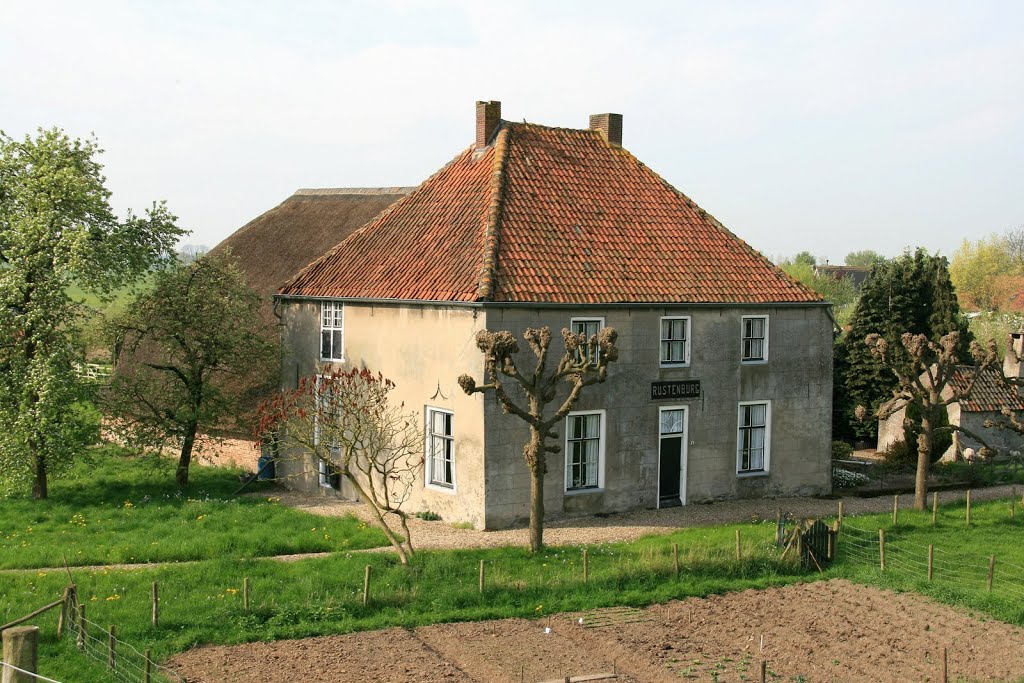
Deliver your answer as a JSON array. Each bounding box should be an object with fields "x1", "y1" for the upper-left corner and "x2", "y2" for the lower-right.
[
  {"x1": 737, "y1": 401, "x2": 771, "y2": 474},
  {"x1": 427, "y1": 407, "x2": 454, "y2": 489},
  {"x1": 318, "y1": 449, "x2": 342, "y2": 490},
  {"x1": 566, "y1": 410, "x2": 604, "y2": 490}
]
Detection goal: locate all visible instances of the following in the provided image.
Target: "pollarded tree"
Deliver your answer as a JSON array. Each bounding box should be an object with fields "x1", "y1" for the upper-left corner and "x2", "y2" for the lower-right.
[
  {"x1": 104, "y1": 253, "x2": 275, "y2": 487},
  {"x1": 834, "y1": 249, "x2": 972, "y2": 441},
  {"x1": 458, "y1": 326, "x2": 619, "y2": 553},
  {"x1": 257, "y1": 368, "x2": 423, "y2": 564},
  {"x1": 864, "y1": 332, "x2": 997, "y2": 509},
  {"x1": 0, "y1": 128, "x2": 182, "y2": 499}
]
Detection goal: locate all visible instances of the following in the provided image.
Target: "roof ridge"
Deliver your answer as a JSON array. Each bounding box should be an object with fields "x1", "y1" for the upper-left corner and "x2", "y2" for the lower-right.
[
  {"x1": 293, "y1": 187, "x2": 415, "y2": 196},
  {"x1": 473, "y1": 126, "x2": 511, "y2": 301}
]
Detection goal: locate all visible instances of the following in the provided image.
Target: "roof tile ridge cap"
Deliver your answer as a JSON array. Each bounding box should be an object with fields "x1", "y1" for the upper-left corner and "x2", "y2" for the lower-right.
[
  {"x1": 278, "y1": 147, "x2": 475, "y2": 296},
  {"x1": 473, "y1": 125, "x2": 511, "y2": 302},
  {"x1": 613, "y1": 144, "x2": 822, "y2": 303}
]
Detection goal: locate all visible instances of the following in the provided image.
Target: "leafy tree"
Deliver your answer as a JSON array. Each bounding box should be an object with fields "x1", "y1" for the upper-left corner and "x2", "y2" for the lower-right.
[
  {"x1": 0, "y1": 128, "x2": 182, "y2": 499},
  {"x1": 458, "y1": 326, "x2": 619, "y2": 553},
  {"x1": 257, "y1": 368, "x2": 423, "y2": 564},
  {"x1": 104, "y1": 253, "x2": 275, "y2": 487},
  {"x1": 834, "y1": 249, "x2": 972, "y2": 441},
  {"x1": 792, "y1": 251, "x2": 817, "y2": 267},
  {"x1": 949, "y1": 234, "x2": 1015, "y2": 311},
  {"x1": 865, "y1": 332, "x2": 996, "y2": 509},
  {"x1": 844, "y1": 250, "x2": 887, "y2": 267}
]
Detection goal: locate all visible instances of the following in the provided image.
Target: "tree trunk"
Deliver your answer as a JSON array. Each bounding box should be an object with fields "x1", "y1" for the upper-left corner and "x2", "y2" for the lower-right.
[
  {"x1": 342, "y1": 470, "x2": 410, "y2": 565},
  {"x1": 31, "y1": 453, "x2": 47, "y2": 500},
  {"x1": 176, "y1": 422, "x2": 197, "y2": 488},
  {"x1": 915, "y1": 415, "x2": 932, "y2": 510},
  {"x1": 529, "y1": 466, "x2": 545, "y2": 553}
]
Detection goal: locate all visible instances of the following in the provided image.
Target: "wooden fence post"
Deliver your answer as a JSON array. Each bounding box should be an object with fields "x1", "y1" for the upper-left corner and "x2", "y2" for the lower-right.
[
  {"x1": 827, "y1": 525, "x2": 835, "y2": 561},
  {"x1": 893, "y1": 495, "x2": 899, "y2": 525},
  {"x1": 932, "y1": 492, "x2": 938, "y2": 527},
  {"x1": 760, "y1": 659, "x2": 767, "y2": 683},
  {"x1": 363, "y1": 565, "x2": 372, "y2": 606},
  {"x1": 243, "y1": 577, "x2": 250, "y2": 613},
  {"x1": 672, "y1": 544, "x2": 679, "y2": 578},
  {"x1": 736, "y1": 529, "x2": 742, "y2": 561},
  {"x1": 941, "y1": 645, "x2": 947, "y2": 683},
  {"x1": 151, "y1": 581, "x2": 159, "y2": 627},
  {"x1": 776, "y1": 509, "x2": 784, "y2": 544},
  {"x1": 879, "y1": 529, "x2": 886, "y2": 572},
  {"x1": 928, "y1": 544, "x2": 934, "y2": 582},
  {"x1": 2, "y1": 625, "x2": 38, "y2": 683},
  {"x1": 837, "y1": 500, "x2": 844, "y2": 527},
  {"x1": 988, "y1": 555, "x2": 995, "y2": 592},
  {"x1": 56, "y1": 585, "x2": 71, "y2": 639},
  {"x1": 77, "y1": 604, "x2": 86, "y2": 651},
  {"x1": 108, "y1": 624, "x2": 116, "y2": 670},
  {"x1": 144, "y1": 648, "x2": 152, "y2": 683},
  {"x1": 479, "y1": 560, "x2": 485, "y2": 594},
  {"x1": 966, "y1": 490, "x2": 972, "y2": 527},
  {"x1": 583, "y1": 549, "x2": 589, "y2": 583}
]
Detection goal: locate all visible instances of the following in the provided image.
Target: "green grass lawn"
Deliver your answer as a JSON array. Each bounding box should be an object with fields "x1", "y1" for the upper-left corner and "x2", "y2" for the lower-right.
[
  {"x1": 1, "y1": 521, "x2": 804, "y2": 682},
  {"x1": 0, "y1": 447, "x2": 388, "y2": 570}
]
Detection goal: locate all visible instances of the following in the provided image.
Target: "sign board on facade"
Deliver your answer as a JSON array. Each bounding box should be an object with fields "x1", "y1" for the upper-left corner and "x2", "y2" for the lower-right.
[{"x1": 650, "y1": 380, "x2": 701, "y2": 401}]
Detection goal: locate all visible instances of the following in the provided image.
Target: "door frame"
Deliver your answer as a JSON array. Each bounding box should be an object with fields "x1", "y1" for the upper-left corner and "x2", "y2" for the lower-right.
[{"x1": 656, "y1": 405, "x2": 689, "y2": 508}]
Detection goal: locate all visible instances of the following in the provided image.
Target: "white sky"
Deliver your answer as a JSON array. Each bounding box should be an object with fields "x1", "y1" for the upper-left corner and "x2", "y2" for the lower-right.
[{"x1": 2, "y1": 1, "x2": 1021, "y2": 263}]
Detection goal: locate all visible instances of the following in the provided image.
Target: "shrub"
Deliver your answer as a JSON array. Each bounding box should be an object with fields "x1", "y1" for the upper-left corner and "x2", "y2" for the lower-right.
[
  {"x1": 832, "y1": 467, "x2": 870, "y2": 489},
  {"x1": 882, "y1": 438, "x2": 917, "y2": 468},
  {"x1": 832, "y1": 441, "x2": 854, "y2": 461},
  {"x1": 415, "y1": 510, "x2": 442, "y2": 521}
]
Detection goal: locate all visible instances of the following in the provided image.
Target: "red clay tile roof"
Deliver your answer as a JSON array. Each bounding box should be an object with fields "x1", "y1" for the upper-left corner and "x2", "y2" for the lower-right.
[
  {"x1": 280, "y1": 122, "x2": 822, "y2": 304},
  {"x1": 952, "y1": 366, "x2": 1024, "y2": 412}
]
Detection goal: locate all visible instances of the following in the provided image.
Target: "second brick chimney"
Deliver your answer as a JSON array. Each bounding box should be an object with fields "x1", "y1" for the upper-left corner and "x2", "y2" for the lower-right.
[
  {"x1": 476, "y1": 101, "x2": 501, "y2": 148},
  {"x1": 589, "y1": 113, "x2": 623, "y2": 146}
]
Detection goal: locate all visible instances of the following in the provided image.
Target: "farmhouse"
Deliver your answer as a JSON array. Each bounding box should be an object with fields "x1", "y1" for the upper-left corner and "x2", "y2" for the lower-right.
[
  {"x1": 877, "y1": 333, "x2": 1024, "y2": 460},
  {"x1": 273, "y1": 101, "x2": 834, "y2": 529}
]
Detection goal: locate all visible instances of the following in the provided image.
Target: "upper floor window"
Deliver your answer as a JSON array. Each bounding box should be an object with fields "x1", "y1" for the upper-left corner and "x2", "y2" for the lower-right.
[
  {"x1": 741, "y1": 315, "x2": 768, "y2": 363},
  {"x1": 565, "y1": 410, "x2": 604, "y2": 491},
  {"x1": 737, "y1": 401, "x2": 771, "y2": 474},
  {"x1": 570, "y1": 317, "x2": 604, "y2": 366},
  {"x1": 320, "y1": 301, "x2": 344, "y2": 361},
  {"x1": 660, "y1": 316, "x2": 690, "y2": 366},
  {"x1": 426, "y1": 407, "x2": 455, "y2": 490}
]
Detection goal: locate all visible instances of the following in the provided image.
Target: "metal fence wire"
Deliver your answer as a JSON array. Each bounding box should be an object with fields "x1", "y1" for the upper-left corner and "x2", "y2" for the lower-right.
[{"x1": 1, "y1": 661, "x2": 66, "y2": 683}]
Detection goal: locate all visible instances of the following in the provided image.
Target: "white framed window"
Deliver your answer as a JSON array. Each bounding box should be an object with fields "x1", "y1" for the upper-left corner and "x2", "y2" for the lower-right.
[
  {"x1": 565, "y1": 410, "x2": 605, "y2": 491},
  {"x1": 737, "y1": 401, "x2": 771, "y2": 475},
  {"x1": 741, "y1": 315, "x2": 768, "y2": 363},
  {"x1": 426, "y1": 407, "x2": 455, "y2": 490},
  {"x1": 320, "y1": 301, "x2": 344, "y2": 361},
  {"x1": 313, "y1": 375, "x2": 342, "y2": 490},
  {"x1": 660, "y1": 316, "x2": 690, "y2": 366},
  {"x1": 570, "y1": 317, "x2": 604, "y2": 366}
]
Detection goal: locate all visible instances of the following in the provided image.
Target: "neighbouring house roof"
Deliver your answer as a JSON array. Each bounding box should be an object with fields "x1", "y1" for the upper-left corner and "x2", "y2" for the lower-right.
[
  {"x1": 813, "y1": 264, "x2": 872, "y2": 289},
  {"x1": 210, "y1": 188, "x2": 412, "y2": 298},
  {"x1": 279, "y1": 121, "x2": 822, "y2": 305},
  {"x1": 951, "y1": 365, "x2": 1024, "y2": 413}
]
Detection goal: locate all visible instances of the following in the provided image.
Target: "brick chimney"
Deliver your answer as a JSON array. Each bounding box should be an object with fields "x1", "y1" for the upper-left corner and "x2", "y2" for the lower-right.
[
  {"x1": 1005, "y1": 332, "x2": 1024, "y2": 379},
  {"x1": 476, "y1": 101, "x2": 501, "y2": 148},
  {"x1": 589, "y1": 113, "x2": 623, "y2": 146}
]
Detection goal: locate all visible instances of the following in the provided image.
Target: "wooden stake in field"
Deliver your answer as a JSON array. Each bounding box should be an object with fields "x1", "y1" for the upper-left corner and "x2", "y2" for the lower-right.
[
  {"x1": 2, "y1": 625, "x2": 39, "y2": 682},
  {"x1": 932, "y1": 491, "x2": 938, "y2": 527},
  {"x1": 672, "y1": 543, "x2": 679, "y2": 578},
  {"x1": 928, "y1": 544, "x2": 934, "y2": 582},
  {"x1": 966, "y1": 490, "x2": 972, "y2": 527},
  {"x1": 77, "y1": 604, "x2": 86, "y2": 651},
  {"x1": 583, "y1": 548, "x2": 589, "y2": 583},
  {"x1": 108, "y1": 624, "x2": 116, "y2": 670},
  {"x1": 893, "y1": 495, "x2": 899, "y2": 525},
  {"x1": 144, "y1": 648, "x2": 153, "y2": 683},
  {"x1": 879, "y1": 529, "x2": 886, "y2": 572},
  {"x1": 479, "y1": 560, "x2": 486, "y2": 594},
  {"x1": 988, "y1": 555, "x2": 995, "y2": 592},
  {"x1": 363, "y1": 565, "x2": 372, "y2": 606},
  {"x1": 243, "y1": 577, "x2": 250, "y2": 613},
  {"x1": 736, "y1": 529, "x2": 742, "y2": 561},
  {"x1": 837, "y1": 500, "x2": 844, "y2": 527},
  {"x1": 760, "y1": 660, "x2": 767, "y2": 683},
  {"x1": 941, "y1": 645, "x2": 948, "y2": 683},
  {"x1": 151, "y1": 581, "x2": 159, "y2": 627},
  {"x1": 56, "y1": 585, "x2": 71, "y2": 639}
]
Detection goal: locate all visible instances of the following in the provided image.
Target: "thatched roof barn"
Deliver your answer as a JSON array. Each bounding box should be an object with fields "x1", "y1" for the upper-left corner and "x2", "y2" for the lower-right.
[{"x1": 210, "y1": 187, "x2": 413, "y2": 298}]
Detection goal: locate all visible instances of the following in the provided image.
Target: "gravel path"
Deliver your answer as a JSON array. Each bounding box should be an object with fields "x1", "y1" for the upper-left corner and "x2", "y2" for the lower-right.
[{"x1": 266, "y1": 484, "x2": 1022, "y2": 552}]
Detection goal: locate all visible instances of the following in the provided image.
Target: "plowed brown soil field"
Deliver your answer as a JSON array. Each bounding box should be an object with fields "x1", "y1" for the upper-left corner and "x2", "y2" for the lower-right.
[{"x1": 170, "y1": 580, "x2": 1024, "y2": 682}]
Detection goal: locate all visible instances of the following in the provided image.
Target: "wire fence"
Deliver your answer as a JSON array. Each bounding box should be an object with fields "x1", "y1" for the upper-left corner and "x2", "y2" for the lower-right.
[
  {"x1": 60, "y1": 590, "x2": 185, "y2": 683},
  {"x1": 837, "y1": 519, "x2": 1024, "y2": 600},
  {"x1": 0, "y1": 661, "x2": 65, "y2": 683}
]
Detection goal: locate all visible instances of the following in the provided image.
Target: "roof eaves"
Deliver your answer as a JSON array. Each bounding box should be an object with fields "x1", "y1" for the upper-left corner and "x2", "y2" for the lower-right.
[{"x1": 473, "y1": 125, "x2": 510, "y2": 302}]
